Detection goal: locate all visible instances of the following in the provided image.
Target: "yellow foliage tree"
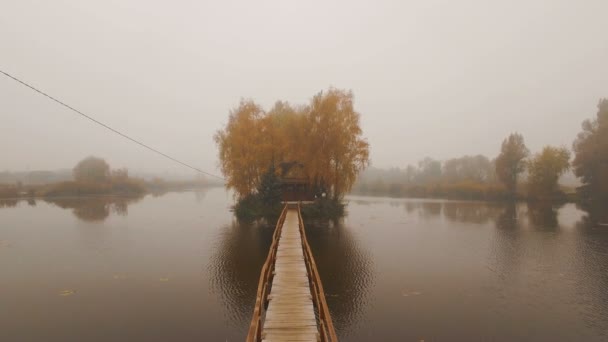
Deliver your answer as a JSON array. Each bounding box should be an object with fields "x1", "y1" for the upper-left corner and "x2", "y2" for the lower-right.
[
  {"x1": 214, "y1": 100, "x2": 267, "y2": 197},
  {"x1": 527, "y1": 146, "x2": 571, "y2": 198},
  {"x1": 214, "y1": 89, "x2": 370, "y2": 200}
]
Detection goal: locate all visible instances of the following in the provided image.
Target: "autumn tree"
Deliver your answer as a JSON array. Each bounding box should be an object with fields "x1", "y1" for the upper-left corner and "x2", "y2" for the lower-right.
[
  {"x1": 572, "y1": 99, "x2": 608, "y2": 200},
  {"x1": 443, "y1": 155, "x2": 493, "y2": 183},
  {"x1": 495, "y1": 133, "x2": 529, "y2": 197},
  {"x1": 111, "y1": 168, "x2": 129, "y2": 181},
  {"x1": 215, "y1": 88, "x2": 369, "y2": 200},
  {"x1": 527, "y1": 146, "x2": 571, "y2": 198},
  {"x1": 415, "y1": 157, "x2": 442, "y2": 184},
  {"x1": 305, "y1": 89, "x2": 370, "y2": 199},
  {"x1": 263, "y1": 101, "x2": 305, "y2": 166},
  {"x1": 214, "y1": 100, "x2": 267, "y2": 198},
  {"x1": 73, "y1": 156, "x2": 110, "y2": 183}
]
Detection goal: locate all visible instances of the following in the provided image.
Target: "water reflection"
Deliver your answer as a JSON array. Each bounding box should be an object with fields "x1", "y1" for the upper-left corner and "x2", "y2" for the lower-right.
[
  {"x1": 0, "y1": 199, "x2": 19, "y2": 208},
  {"x1": 305, "y1": 219, "x2": 374, "y2": 340},
  {"x1": 572, "y1": 208, "x2": 608, "y2": 334},
  {"x1": 44, "y1": 196, "x2": 143, "y2": 222},
  {"x1": 496, "y1": 202, "x2": 519, "y2": 230},
  {"x1": 527, "y1": 201, "x2": 563, "y2": 229},
  {"x1": 393, "y1": 199, "x2": 572, "y2": 229},
  {"x1": 1, "y1": 191, "x2": 607, "y2": 340},
  {"x1": 208, "y1": 216, "x2": 374, "y2": 340},
  {"x1": 209, "y1": 220, "x2": 274, "y2": 339},
  {"x1": 347, "y1": 196, "x2": 608, "y2": 340},
  {"x1": 577, "y1": 202, "x2": 608, "y2": 229},
  {"x1": 443, "y1": 202, "x2": 504, "y2": 224},
  {"x1": 491, "y1": 203, "x2": 524, "y2": 281}
]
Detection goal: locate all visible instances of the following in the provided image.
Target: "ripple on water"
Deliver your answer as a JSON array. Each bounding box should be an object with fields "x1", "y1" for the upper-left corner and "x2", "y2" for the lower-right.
[{"x1": 305, "y1": 219, "x2": 375, "y2": 340}]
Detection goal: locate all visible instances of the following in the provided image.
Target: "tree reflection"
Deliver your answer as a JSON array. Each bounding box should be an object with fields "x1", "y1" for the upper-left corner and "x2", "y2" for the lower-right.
[
  {"x1": 208, "y1": 217, "x2": 373, "y2": 339},
  {"x1": 400, "y1": 200, "x2": 504, "y2": 224},
  {"x1": 0, "y1": 199, "x2": 19, "y2": 208},
  {"x1": 403, "y1": 201, "x2": 417, "y2": 214},
  {"x1": 526, "y1": 201, "x2": 563, "y2": 229},
  {"x1": 305, "y1": 219, "x2": 373, "y2": 337},
  {"x1": 489, "y1": 202, "x2": 525, "y2": 280},
  {"x1": 572, "y1": 202, "x2": 608, "y2": 334},
  {"x1": 576, "y1": 202, "x2": 608, "y2": 229},
  {"x1": 496, "y1": 202, "x2": 518, "y2": 230},
  {"x1": 44, "y1": 196, "x2": 143, "y2": 222},
  {"x1": 443, "y1": 202, "x2": 503, "y2": 224},
  {"x1": 194, "y1": 189, "x2": 208, "y2": 202},
  {"x1": 209, "y1": 220, "x2": 274, "y2": 337},
  {"x1": 419, "y1": 201, "x2": 442, "y2": 219}
]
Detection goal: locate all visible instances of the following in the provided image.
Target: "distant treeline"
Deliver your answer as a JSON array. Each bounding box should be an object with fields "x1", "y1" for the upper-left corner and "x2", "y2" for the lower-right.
[
  {"x1": 353, "y1": 99, "x2": 608, "y2": 202},
  {"x1": 0, "y1": 156, "x2": 216, "y2": 199},
  {"x1": 0, "y1": 169, "x2": 73, "y2": 185}
]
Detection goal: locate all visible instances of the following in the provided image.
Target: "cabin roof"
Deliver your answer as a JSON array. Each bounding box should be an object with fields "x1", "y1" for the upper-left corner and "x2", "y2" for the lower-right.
[{"x1": 279, "y1": 177, "x2": 309, "y2": 185}]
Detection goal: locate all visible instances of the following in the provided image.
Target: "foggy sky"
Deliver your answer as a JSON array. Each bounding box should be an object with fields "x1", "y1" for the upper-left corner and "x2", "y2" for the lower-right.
[{"x1": 1, "y1": 0, "x2": 607, "y2": 176}]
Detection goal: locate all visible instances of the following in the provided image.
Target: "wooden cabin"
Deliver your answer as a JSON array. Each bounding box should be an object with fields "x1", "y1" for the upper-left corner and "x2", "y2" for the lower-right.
[
  {"x1": 279, "y1": 177, "x2": 314, "y2": 202},
  {"x1": 277, "y1": 161, "x2": 317, "y2": 202}
]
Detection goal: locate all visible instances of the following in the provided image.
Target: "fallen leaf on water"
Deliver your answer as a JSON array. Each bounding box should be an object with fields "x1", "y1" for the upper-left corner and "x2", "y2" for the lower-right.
[
  {"x1": 160, "y1": 277, "x2": 169, "y2": 282},
  {"x1": 402, "y1": 289, "x2": 422, "y2": 297},
  {"x1": 59, "y1": 290, "x2": 75, "y2": 296},
  {"x1": 113, "y1": 275, "x2": 127, "y2": 280}
]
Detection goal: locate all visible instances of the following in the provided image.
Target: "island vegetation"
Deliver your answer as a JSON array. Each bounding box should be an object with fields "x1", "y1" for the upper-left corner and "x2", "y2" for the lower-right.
[{"x1": 215, "y1": 88, "x2": 369, "y2": 220}]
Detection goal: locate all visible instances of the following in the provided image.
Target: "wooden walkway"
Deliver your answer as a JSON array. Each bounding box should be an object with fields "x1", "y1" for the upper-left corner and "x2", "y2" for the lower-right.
[{"x1": 247, "y1": 204, "x2": 337, "y2": 342}]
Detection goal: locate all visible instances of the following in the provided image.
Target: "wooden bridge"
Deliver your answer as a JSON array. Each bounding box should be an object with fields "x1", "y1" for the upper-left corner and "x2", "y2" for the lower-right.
[{"x1": 247, "y1": 204, "x2": 338, "y2": 342}]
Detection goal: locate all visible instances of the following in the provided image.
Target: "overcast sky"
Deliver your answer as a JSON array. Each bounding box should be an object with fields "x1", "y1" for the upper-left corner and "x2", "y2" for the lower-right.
[{"x1": 1, "y1": 0, "x2": 606, "y2": 176}]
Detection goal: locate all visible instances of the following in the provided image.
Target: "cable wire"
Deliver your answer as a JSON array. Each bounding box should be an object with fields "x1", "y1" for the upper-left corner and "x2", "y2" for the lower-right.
[{"x1": 0, "y1": 69, "x2": 225, "y2": 181}]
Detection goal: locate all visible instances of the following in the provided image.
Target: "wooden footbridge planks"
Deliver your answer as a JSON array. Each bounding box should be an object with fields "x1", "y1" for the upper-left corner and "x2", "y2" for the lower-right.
[
  {"x1": 263, "y1": 209, "x2": 317, "y2": 341},
  {"x1": 247, "y1": 204, "x2": 337, "y2": 342}
]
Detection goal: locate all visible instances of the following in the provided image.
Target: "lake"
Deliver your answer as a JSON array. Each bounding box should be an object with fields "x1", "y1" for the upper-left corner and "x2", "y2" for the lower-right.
[{"x1": 1, "y1": 188, "x2": 607, "y2": 341}]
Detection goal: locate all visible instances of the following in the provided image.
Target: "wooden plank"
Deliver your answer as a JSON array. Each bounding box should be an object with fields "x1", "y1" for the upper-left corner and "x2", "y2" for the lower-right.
[
  {"x1": 265, "y1": 312, "x2": 316, "y2": 320},
  {"x1": 261, "y1": 209, "x2": 319, "y2": 341}
]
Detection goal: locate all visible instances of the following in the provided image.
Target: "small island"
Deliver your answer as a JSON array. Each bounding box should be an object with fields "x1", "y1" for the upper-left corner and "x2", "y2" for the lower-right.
[{"x1": 214, "y1": 88, "x2": 369, "y2": 221}]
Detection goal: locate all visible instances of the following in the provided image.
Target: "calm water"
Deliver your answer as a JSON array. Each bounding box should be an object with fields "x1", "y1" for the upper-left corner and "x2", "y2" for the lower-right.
[{"x1": 1, "y1": 189, "x2": 607, "y2": 341}]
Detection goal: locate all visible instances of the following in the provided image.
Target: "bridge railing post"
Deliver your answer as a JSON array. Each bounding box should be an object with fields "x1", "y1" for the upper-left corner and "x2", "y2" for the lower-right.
[
  {"x1": 246, "y1": 204, "x2": 289, "y2": 342},
  {"x1": 296, "y1": 203, "x2": 339, "y2": 342}
]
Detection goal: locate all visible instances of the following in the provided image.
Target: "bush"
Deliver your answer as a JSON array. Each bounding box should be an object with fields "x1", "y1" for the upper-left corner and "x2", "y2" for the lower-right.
[
  {"x1": 233, "y1": 193, "x2": 282, "y2": 222},
  {"x1": 234, "y1": 194, "x2": 261, "y2": 220},
  {"x1": 301, "y1": 198, "x2": 345, "y2": 220},
  {"x1": 111, "y1": 178, "x2": 146, "y2": 195},
  {"x1": 40, "y1": 181, "x2": 112, "y2": 197},
  {"x1": 0, "y1": 186, "x2": 19, "y2": 199}
]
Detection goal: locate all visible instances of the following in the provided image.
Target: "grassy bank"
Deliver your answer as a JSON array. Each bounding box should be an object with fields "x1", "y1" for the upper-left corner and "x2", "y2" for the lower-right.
[
  {"x1": 233, "y1": 194, "x2": 283, "y2": 222},
  {"x1": 300, "y1": 198, "x2": 345, "y2": 220},
  {"x1": 0, "y1": 178, "x2": 217, "y2": 200},
  {"x1": 352, "y1": 181, "x2": 578, "y2": 202},
  {"x1": 0, "y1": 186, "x2": 20, "y2": 199},
  {"x1": 38, "y1": 180, "x2": 146, "y2": 197}
]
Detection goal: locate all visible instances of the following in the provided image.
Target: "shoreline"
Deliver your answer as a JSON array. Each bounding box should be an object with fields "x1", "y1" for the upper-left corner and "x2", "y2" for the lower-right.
[
  {"x1": 0, "y1": 184, "x2": 223, "y2": 202},
  {"x1": 348, "y1": 191, "x2": 585, "y2": 204}
]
